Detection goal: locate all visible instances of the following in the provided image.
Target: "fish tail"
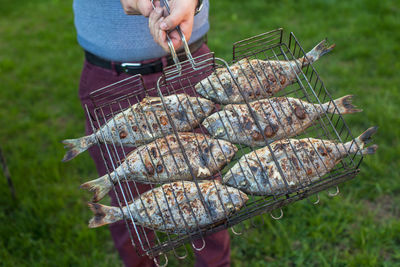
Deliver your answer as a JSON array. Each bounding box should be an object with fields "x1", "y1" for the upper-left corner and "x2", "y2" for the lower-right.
[
  {"x1": 61, "y1": 134, "x2": 96, "y2": 162},
  {"x1": 345, "y1": 127, "x2": 378, "y2": 154},
  {"x1": 360, "y1": 144, "x2": 378, "y2": 155},
  {"x1": 304, "y1": 39, "x2": 336, "y2": 64},
  {"x1": 325, "y1": 95, "x2": 363, "y2": 114},
  {"x1": 80, "y1": 174, "x2": 113, "y2": 202},
  {"x1": 88, "y1": 203, "x2": 122, "y2": 228},
  {"x1": 357, "y1": 126, "x2": 378, "y2": 146}
]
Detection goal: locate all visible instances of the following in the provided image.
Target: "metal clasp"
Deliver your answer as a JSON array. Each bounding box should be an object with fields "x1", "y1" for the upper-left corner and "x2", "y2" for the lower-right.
[{"x1": 121, "y1": 62, "x2": 142, "y2": 72}]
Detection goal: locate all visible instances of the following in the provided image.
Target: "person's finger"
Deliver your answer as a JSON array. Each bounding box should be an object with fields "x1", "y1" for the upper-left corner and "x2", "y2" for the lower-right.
[
  {"x1": 137, "y1": 0, "x2": 154, "y2": 17},
  {"x1": 168, "y1": 30, "x2": 183, "y2": 51},
  {"x1": 159, "y1": 4, "x2": 187, "y2": 31},
  {"x1": 159, "y1": 30, "x2": 170, "y2": 52},
  {"x1": 177, "y1": 14, "x2": 194, "y2": 43},
  {"x1": 149, "y1": 7, "x2": 163, "y2": 38}
]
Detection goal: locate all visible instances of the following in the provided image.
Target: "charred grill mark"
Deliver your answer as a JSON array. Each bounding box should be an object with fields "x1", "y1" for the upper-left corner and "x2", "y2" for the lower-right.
[
  {"x1": 268, "y1": 73, "x2": 276, "y2": 83},
  {"x1": 259, "y1": 171, "x2": 269, "y2": 187},
  {"x1": 199, "y1": 151, "x2": 209, "y2": 167},
  {"x1": 152, "y1": 123, "x2": 158, "y2": 130},
  {"x1": 274, "y1": 142, "x2": 288, "y2": 151},
  {"x1": 160, "y1": 116, "x2": 168, "y2": 126},
  {"x1": 150, "y1": 147, "x2": 157, "y2": 158},
  {"x1": 264, "y1": 123, "x2": 279, "y2": 138},
  {"x1": 119, "y1": 130, "x2": 128, "y2": 139},
  {"x1": 176, "y1": 190, "x2": 184, "y2": 202},
  {"x1": 145, "y1": 163, "x2": 154, "y2": 175},
  {"x1": 306, "y1": 168, "x2": 313, "y2": 175},
  {"x1": 291, "y1": 156, "x2": 300, "y2": 170},
  {"x1": 243, "y1": 118, "x2": 253, "y2": 130},
  {"x1": 286, "y1": 116, "x2": 293, "y2": 125},
  {"x1": 206, "y1": 200, "x2": 218, "y2": 217},
  {"x1": 223, "y1": 82, "x2": 233, "y2": 96},
  {"x1": 299, "y1": 140, "x2": 308, "y2": 147},
  {"x1": 251, "y1": 131, "x2": 263, "y2": 141},
  {"x1": 268, "y1": 166, "x2": 275, "y2": 179},
  {"x1": 294, "y1": 106, "x2": 307, "y2": 120},
  {"x1": 279, "y1": 74, "x2": 286, "y2": 85},
  {"x1": 175, "y1": 109, "x2": 188, "y2": 122},
  {"x1": 132, "y1": 125, "x2": 138, "y2": 132},
  {"x1": 317, "y1": 146, "x2": 328, "y2": 156}
]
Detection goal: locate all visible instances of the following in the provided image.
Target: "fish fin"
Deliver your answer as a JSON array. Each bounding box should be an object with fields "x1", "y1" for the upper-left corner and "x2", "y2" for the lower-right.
[
  {"x1": 61, "y1": 134, "x2": 96, "y2": 162},
  {"x1": 360, "y1": 144, "x2": 378, "y2": 155},
  {"x1": 80, "y1": 175, "x2": 113, "y2": 202},
  {"x1": 304, "y1": 39, "x2": 336, "y2": 64},
  {"x1": 326, "y1": 95, "x2": 363, "y2": 114},
  {"x1": 197, "y1": 167, "x2": 212, "y2": 177},
  {"x1": 88, "y1": 203, "x2": 121, "y2": 228}
]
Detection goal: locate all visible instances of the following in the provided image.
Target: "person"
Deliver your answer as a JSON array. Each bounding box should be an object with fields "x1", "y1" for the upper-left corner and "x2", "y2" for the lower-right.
[{"x1": 73, "y1": 0, "x2": 231, "y2": 266}]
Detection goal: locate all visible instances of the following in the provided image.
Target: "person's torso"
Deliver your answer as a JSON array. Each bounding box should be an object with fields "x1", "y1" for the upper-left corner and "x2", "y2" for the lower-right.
[{"x1": 73, "y1": 0, "x2": 209, "y2": 62}]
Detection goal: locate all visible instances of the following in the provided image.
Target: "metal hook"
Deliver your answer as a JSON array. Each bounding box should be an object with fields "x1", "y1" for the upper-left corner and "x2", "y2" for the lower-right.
[
  {"x1": 230, "y1": 226, "x2": 242, "y2": 236},
  {"x1": 173, "y1": 247, "x2": 188, "y2": 260},
  {"x1": 161, "y1": 0, "x2": 199, "y2": 70},
  {"x1": 328, "y1": 186, "x2": 340, "y2": 197},
  {"x1": 153, "y1": 253, "x2": 168, "y2": 267},
  {"x1": 270, "y1": 208, "x2": 283, "y2": 220},
  {"x1": 313, "y1": 194, "x2": 320, "y2": 205},
  {"x1": 191, "y1": 237, "x2": 206, "y2": 251}
]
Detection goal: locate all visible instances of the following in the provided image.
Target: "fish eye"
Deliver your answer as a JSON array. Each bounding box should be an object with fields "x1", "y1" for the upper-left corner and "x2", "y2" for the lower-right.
[
  {"x1": 217, "y1": 154, "x2": 225, "y2": 162},
  {"x1": 215, "y1": 127, "x2": 225, "y2": 137},
  {"x1": 226, "y1": 203, "x2": 234, "y2": 210}
]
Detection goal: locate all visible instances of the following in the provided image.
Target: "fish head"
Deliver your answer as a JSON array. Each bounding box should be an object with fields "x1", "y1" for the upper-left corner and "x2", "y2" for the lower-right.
[
  {"x1": 212, "y1": 139, "x2": 238, "y2": 164},
  {"x1": 224, "y1": 186, "x2": 249, "y2": 212},
  {"x1": 195, "y1": 77, "x2": 218, "y2": 100},
  {"x1": 195, "y1": 71, "x2": 232, "y2": 103},
  {"x1": 223, "y1": 168, "x2": 255, "y2": 194},
  {"x1": 188, "y1": 96, "x2": 215, "y2": 117},
  {"x1": 202, "y1": 112, "x2": 232, "y2": 139}
]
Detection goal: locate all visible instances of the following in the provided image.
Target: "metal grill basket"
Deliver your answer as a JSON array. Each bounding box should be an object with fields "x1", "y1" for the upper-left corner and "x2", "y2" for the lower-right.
[{"x1": 85, "y1": 28, "x2": 364, "y2": 265}]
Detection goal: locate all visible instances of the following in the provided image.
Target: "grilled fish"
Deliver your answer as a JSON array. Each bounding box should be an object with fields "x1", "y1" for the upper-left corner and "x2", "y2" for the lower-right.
[
  {"x1": 195, "y1": 40, "x2": 335, "y2": 104},
  {"x1": 62, "y1": 94, "x2": 214, "y2": 162},
  {"x1": 87, "y1": 180, "x2": 248, "y2": 233},
  {"x1": 223, "y1": 127, "x2": 378, "y2": 195},
  {"x1": 203, "y1": 95, "x2": 361, "y2": 147},
  {"x1": 81, "y1": 132, "x2": 238, "y2": 202}
]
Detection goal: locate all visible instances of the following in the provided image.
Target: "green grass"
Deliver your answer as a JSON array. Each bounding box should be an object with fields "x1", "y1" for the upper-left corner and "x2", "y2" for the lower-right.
[{"x1": 1, "y1": 0, "x2": 399, "y2": 266}]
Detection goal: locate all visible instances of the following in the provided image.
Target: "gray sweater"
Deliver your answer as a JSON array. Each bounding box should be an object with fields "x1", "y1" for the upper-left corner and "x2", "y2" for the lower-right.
[{"x1": 73, "y1": 0, "x2": 209, "y2": 62}]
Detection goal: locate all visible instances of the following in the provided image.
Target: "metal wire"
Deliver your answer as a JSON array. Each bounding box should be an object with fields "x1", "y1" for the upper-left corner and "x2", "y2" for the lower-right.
[{"x1": 84, "y1": 29, "x2": 365, "y2": 259}]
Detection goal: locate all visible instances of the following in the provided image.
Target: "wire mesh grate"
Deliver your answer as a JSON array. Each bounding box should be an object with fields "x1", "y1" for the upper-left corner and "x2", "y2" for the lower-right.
[{"x1": 84, "y1": 28, "x2": 364, "y2": 261}]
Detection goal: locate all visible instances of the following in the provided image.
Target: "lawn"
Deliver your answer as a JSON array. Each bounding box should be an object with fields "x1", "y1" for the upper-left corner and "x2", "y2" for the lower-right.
[{"x1": 1, "y1": 0, "x2": 399, "y2": 266}]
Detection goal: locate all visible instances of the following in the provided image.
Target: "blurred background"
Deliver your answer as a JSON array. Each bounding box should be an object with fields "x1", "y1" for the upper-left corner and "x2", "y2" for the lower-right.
[{"x1": 0, "y1": 0, "x2": 399, "y2": 266}]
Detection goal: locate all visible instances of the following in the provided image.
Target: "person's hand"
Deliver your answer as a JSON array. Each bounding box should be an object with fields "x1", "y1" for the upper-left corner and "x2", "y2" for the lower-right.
[
  {"x1": 149, "y1": 0, "x2": 198, "y2": 52},
  {"x1": 120, "y1": 0, "x2": 155, "y2": 16}
]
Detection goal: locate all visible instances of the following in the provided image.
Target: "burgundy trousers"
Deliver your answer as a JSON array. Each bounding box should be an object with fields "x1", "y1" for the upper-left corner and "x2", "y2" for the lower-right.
[{"x1": 78, "y1": 44, "x2": 231, "y2": 267}]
